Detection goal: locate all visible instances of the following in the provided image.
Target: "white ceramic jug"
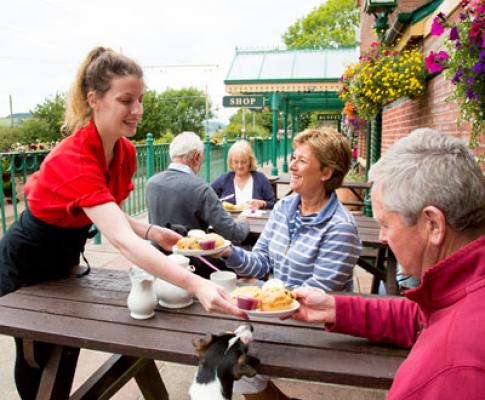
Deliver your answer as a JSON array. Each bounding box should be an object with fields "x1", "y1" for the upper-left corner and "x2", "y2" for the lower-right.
[
  {"x1": 155, "y1": 254, "x2": 195, "y2": 308},
  {"x1": 127, "y1": 266, "x2": 158, "y2": 320}
]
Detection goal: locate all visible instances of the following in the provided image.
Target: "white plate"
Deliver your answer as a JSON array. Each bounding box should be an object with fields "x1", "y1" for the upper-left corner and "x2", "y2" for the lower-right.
[
  {"x1": 244, "y1": 300, "x2": 300, "y2": 319},
  {"x1": 172, "y1": 240, "x2": 231, "y2": 256},
  {"x1": 158, "y1": 298, "x2": 194, "y2": 309}
]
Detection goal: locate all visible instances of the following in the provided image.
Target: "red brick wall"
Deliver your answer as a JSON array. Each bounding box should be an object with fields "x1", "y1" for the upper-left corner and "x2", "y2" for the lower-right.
[{"x1": 382, "y1": 73, "x2": 472, "y2": 152}]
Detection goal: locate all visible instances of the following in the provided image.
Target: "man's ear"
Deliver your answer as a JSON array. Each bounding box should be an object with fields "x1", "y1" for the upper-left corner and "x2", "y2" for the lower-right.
[{"x1": 421, "y1": 206, "x2": 446, "y2": 245}]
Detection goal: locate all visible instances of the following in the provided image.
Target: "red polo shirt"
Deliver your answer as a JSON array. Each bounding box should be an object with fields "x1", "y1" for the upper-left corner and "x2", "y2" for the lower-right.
[{"x1": 24, "y1": 121, "x2": 136, "y2": 227}]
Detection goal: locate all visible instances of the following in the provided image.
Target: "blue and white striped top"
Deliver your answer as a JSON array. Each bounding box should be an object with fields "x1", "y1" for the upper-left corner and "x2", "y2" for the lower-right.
[{"x1": 226, "y1": 192, "x2": 362, "y2": 291}]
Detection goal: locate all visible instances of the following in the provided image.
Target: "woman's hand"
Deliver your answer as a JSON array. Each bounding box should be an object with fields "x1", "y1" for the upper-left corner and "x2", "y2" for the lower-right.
[
  {"x1": 291, "y1": 287, "x2": 336, "y2": 324},
  {"x1": 192, "y1": 278, "x2": 247, "y2": 319},
  {"x1": 212, "y1": 244, "x2": 233, "y2": 258},
  {"x1": 149, "y1": 225, "x2": 182, "y2": 252},
  {"x1": 247, "y1": 199, "x2": 266, "y2": 210}
]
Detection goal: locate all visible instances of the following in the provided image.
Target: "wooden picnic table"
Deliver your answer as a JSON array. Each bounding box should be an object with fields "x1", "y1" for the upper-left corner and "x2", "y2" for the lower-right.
[
  {"x1": 0, "y1": 268, "x2": 407, "y2": 399},
  {"x1": 238, "y1": 210, "x2": 398, "y2": 295},
  {"x1": 269, "y1": 176, "x2": 372, "y2": 207}
]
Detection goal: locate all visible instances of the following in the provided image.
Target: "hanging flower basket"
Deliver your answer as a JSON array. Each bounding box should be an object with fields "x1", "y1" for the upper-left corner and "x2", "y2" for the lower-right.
[
  {"x1": 424, "y1": 0, "x2": 484, "y2": 149},
  {"x1": 339, "y1": 42, "x2": 426, "y2": 120}
]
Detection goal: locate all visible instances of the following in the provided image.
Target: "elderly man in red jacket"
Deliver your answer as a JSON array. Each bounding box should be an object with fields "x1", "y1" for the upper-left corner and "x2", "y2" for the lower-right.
[{"x1": 292, "y1": 128, "x2": 485, "y2": 400}]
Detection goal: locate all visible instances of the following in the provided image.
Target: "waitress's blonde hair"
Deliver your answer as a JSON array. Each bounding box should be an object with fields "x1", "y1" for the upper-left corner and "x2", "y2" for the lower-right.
[
  {"x1": 227, "y1": 140, "x2": 257, "y2": 172},
  {"x1": 62, "y1": 46, "x2": 143, "y2": 134}
]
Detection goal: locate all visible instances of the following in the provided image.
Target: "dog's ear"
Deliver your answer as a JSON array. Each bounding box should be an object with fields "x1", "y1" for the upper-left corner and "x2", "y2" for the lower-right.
[
  {"x1": 192, "y1": 334, "x2": 213, "y2": 356},
  {"x1": 232, "y1": 354, "x2": 259, "y2": 379}
]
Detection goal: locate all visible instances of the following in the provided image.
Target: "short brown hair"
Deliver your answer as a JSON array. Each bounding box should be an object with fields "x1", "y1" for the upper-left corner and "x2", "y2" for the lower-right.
[
  {"x1": 227, "y1": 140, "x2": 257, "y2": 172},
  {"x1": 293, "y1": 127, "x2": 351, "y2": 191}
]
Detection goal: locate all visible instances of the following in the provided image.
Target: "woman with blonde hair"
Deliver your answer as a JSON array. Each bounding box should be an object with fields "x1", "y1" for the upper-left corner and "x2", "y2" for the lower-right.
[
  {"x1": 212, "y1": 140, "x2": 275, "y2": 209},
  {"x1": 0, "y1": 46, "x2": 245, "y2": 400}
]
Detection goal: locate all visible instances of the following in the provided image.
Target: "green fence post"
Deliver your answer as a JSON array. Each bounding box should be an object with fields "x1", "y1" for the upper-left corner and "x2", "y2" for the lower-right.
[
  {"x1": 204, "y1": 135, "x2": 210, "y2": 182},
  {"x1": 282, "y1": 103, "x2": 288, "y2": 173},
  {"x1": 223, "y1": 134, "x2": 228, "y2": 173},
  {"x1": 0, "y1": 158, "x2": 6, "y2": 234},
  {"x1": 146, "y1": 132, "x2": 154, "y2": 179},
  {"x1": 271, "y1": 93, "x2": 279, "y2": 176},
  {"x1": 9, "y1": 155, "x2": 18, "y2": 222}
]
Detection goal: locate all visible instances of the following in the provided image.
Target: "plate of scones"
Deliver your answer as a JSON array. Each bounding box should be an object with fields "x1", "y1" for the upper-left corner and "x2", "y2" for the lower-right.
[
  {"x1": 172, "y1": 233, "x2": 230, "y2": 256},
  {"x1": 231, "y1": 283, "x2": 300, "y2": 318}
]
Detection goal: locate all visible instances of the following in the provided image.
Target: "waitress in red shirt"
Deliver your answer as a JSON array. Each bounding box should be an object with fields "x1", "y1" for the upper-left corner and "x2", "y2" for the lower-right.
[{"x1": 0, "y1": 47, "x2": 245, "y2": 400}]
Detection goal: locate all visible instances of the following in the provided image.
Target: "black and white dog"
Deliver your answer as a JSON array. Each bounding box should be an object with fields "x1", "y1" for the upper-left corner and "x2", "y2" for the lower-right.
[{"x1": 189, "y1": 325, "x2": 260, "y2": 400}]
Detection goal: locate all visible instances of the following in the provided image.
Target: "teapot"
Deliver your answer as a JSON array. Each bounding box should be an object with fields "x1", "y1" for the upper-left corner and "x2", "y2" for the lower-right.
[{"x1": 154, "y1": 254, "x2": 195, "y2": 308}]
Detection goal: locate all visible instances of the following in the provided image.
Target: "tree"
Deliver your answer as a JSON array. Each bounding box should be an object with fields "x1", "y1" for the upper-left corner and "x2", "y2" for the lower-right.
[
  {"x1": 31, "y1": 92, "x2": 66, "y2": 140},
  {"x1": 283, "y1": 0, "x2": 359, "y2": 49},
  {"x1": 136, "y1": 87, "x2": 212, "y2": 141}
]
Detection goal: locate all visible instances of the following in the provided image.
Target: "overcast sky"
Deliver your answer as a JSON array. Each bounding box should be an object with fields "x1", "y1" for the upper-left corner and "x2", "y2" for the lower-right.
[{"x1": 1, "y1": 0, "x2": 325, "y2": 123}]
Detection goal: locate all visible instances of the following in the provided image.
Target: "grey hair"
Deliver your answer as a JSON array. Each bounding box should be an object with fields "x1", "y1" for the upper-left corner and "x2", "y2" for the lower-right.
[
  {"x1": 369, "y1": 128, "x2": 485, "y2": 231},
  {"x1": 169, "y1": 132, "x2": 204, "y2": 161}
]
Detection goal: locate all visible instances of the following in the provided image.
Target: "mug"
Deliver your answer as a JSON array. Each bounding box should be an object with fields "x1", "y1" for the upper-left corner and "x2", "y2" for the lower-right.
[{"x1": 210, "y1": 271, "x2": 237, "y2": 292}]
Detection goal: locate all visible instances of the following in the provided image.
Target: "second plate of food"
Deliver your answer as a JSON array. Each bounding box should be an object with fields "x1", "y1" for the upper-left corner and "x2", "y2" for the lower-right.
[
  {"x1": 172, "y1": 239, "x2": 231, "y2": 256},
  {"x1": 244, "y1": 300, "x2": 300, "y2": 319}
]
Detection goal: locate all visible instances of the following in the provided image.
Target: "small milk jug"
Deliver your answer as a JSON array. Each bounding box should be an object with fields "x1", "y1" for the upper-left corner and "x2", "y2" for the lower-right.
[{"x1": 127, "y1": 266, "x2": 158, "y2": 320}]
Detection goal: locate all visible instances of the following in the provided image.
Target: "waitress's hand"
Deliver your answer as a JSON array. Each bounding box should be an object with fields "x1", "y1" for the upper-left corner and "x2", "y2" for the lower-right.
[
  {"x1": 149, "y1": 225, "x2": 182, "y2": 252},
  {"x1": 247, "y1": 199, "x2": 266, "y2": 210},
  {"x1": 193, "y1": 278, "x2": 247, "y2": 319},
  {"x1": 291, "y1": 287, "x2": 336, "y2": 324}
]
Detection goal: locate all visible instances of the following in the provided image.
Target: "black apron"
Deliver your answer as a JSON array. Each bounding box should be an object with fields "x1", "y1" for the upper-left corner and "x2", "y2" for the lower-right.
[{"x1": 0, "y1": 208, "x2": 92, "y2": 296}]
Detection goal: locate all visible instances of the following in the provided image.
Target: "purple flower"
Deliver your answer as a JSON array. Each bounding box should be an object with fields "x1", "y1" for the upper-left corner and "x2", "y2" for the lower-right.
[
  {"x1": 480, "y1": 50, "x2": 485, "y2": 61},
  {"x1": 460, "y1": 13, "x2": 467, "y2": 21},
  {"x1": 431, "y1": 14, "x2": 447, "y2": 36},
  {"x1": 466, "y1": 87, "x2": 475, "y2": 99},
  {"x1": 425, "y1": 51, "x2": 450, "y2": 73},
  {"x1": 473, "y1": 62, "x2": 485, "y2": 74},
  {"x1": 452, "y1": 68, "x2": 463, "y2": 83},
  {"x1": 449, "y1": 26, "x2": 459, "y2": 41}
]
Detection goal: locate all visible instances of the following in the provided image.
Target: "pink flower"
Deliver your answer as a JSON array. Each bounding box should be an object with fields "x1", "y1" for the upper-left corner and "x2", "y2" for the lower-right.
[
  {"x1": 431, "y1": 13, "x2": 447, "y2": 36},
  {"x1": 425, "y1": 51, "x2": 450, "y2": 73}
]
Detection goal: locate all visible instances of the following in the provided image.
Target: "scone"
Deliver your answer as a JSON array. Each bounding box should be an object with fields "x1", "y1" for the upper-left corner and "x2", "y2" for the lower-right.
[
  {"x1": 176, "y1": 237, "x2": 200, "y2": 250},
  {"x1": 223, "y1": 201, "x2": 244, "y2": 212},
  {"x1": 261, "y1": 287, "x2": 295, "y2": 311}
]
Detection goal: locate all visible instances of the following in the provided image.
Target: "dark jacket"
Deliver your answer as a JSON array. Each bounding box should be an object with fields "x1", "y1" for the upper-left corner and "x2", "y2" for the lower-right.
[{"x1": 211, "y1": 171, "x2": 276, "y2": 209}]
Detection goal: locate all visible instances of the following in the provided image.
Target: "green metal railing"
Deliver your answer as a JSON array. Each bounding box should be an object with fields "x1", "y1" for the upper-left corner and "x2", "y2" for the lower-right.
[{"x1": 0, "y1": 135, "x2": 289, "y2": 235}]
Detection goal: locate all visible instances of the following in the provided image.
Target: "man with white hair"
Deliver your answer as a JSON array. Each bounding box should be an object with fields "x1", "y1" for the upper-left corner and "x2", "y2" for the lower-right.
[
  {"x1": 146, "y1": 132, "x2": 249, "y2": 277},
  {"x1": 290, "y1": 128, "x2": 485, "y2": 399}
]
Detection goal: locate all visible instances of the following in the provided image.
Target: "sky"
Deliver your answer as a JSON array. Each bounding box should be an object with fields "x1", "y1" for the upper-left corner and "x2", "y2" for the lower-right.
[{"x1": 1, "y1": 0, "x2": 325, "y2": 123}]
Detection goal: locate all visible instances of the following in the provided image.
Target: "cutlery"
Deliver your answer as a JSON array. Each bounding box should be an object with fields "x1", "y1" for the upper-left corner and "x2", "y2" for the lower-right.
[{"x1": 220, "y1": 194, "x2": 235, "y2": 201}]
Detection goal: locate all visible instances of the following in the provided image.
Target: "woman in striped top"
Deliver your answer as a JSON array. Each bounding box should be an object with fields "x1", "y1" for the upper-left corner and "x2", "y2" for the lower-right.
[
  {"x1": 221, "y1": 127, "x2": 362, "y2": 293},
  {"x1": 223, "y1": 127, "x2": 362, "y2": 400}
]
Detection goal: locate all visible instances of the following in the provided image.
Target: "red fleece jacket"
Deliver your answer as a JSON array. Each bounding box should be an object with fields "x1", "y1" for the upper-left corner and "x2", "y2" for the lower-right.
[{"x1": 329, "y1": 235, "x2": 485, "y2": 400}]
